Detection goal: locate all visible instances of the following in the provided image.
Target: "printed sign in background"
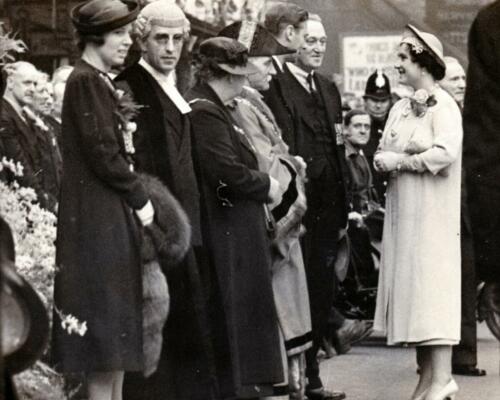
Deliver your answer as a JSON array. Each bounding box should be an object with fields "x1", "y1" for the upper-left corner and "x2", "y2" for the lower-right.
[{"x1": 342, "y1": 35, "x2": 401, "y2": 97}]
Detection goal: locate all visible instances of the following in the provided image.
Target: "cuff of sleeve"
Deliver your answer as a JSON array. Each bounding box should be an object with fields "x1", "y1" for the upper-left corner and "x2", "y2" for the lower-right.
[
  {"x1": 135, "y1": 199, "x2": 154, "y2": 220},
  {"x1": 268, "y1": 176, "x2": 282, "y2": 206},
  {"x1": 398, "y1": 154, "x2": 426, "y2": 173}
]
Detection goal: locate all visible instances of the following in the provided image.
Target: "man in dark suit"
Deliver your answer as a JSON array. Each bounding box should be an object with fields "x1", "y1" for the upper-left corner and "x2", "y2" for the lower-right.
[
  {"x1": 441, "y1": 57, "x2": 486, "y2": 377},
  {"x1": 262, "y1": 2, "x2": 308, "y2": 152},
  {"x1": 264, "y1": 12, "x2": 349, "y2": 400},
  {"x1": 463, "y1": 0, "x2": 500, "y2": 337},
  {"x1": 0, "y1": 61, "x2": 52, "y2": 209},
  {"x1": 116, "y1": 2, "x2": 215, "y2": 399},
  {"x1": 30, "y1": 72, "x2": 62, "y2": 212}
]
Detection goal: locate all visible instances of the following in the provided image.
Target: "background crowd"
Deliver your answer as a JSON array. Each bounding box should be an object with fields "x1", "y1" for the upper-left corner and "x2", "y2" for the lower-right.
[{"x1": 0, "y1": 0, "x2": 499, "y2": 400}]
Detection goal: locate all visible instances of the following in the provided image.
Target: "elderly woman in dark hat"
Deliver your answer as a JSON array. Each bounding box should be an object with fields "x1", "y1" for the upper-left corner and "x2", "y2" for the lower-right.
[
  {"x1": 373, "y1": 25, "x2": 462, "y2": 400},
  {"x1": 185, "y1": 37, "x2": 285, "y2": 399},
  {"x1": 51, "y1": 1, "x2": 154, "y2": 399},
  {"x1": 218, "y1": 21, "x2": 313, "y2": 399}
]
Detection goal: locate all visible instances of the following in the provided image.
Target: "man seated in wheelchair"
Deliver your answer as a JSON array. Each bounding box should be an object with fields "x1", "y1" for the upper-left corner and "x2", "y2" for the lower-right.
[{"x1": 340, "y1": 109, "x2": 384, "y2": 317}]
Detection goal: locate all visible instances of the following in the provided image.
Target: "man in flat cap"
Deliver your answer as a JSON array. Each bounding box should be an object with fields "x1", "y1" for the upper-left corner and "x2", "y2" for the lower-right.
[
  {"x1": 116, "y1": 2, "x2": 216, "y2": 399},
  {"x1": 363, "y1": 70, "x2": 392, "y2": 202},
  {"x1": 264, "y1": 13, "x2": 351, "y2": 400}
]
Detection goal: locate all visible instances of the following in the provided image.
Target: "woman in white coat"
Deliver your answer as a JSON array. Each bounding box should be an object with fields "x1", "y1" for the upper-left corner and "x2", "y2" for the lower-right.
[{"x1": 373, "y1": 25, "x2": 462, "y2": 400}]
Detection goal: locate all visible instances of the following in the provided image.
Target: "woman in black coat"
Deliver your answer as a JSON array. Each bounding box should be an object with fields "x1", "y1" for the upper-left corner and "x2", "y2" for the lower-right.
[
  {"x1": 51, "y1": 1, "x2": 153, "y2": 399},
  {"x1": 186, "y1": 37, "x2": 284, "y2": 399}
]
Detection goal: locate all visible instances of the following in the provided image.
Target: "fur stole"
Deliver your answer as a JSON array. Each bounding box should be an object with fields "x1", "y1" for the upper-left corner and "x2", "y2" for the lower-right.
[{"x1": 139, "y1": 173, "x2": 191, "y2": 271}]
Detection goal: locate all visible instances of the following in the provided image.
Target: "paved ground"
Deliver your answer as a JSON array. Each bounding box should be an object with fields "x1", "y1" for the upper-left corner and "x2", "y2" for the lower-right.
[{"x1": 319, "y1": 323, "x2": 499, "y2": 400}]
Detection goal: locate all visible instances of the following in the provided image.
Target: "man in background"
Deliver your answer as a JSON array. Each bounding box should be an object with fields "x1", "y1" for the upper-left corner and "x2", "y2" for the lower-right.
[
  {"x1": 463, "y1": 0, "x2": 500, "y2": 343},
  {"x1": 363, "y1": 70, "x2": 392, "y2": 202},
  {"x1": 262, "y1": 2, "x2": 308, "y2": 150},
  {"x1": 442, "y1": 56, "x2": 485, "y2": 377},
  {"x1": 0, "y1": 62, "x2": 51, "y2": 208}
]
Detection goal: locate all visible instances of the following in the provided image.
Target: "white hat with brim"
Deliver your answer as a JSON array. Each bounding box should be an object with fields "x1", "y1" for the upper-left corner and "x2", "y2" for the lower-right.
[{"x1": 402, "y1": 24, "x2": 446, "y2": 72}]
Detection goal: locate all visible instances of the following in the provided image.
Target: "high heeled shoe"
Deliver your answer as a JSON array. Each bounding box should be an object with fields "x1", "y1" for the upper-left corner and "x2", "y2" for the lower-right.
[{"x1": 426, "y1": 379, "x2": 458, "y2": 400}]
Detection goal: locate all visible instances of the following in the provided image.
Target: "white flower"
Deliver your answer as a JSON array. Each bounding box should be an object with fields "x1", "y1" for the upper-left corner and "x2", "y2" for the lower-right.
[
  {"x1": 126, "y1": 121, "x2": 137, "y2": 134},
  {"x1": 413, "y1": 89, "x2": 429, "y2": 104},
  {"x1": 57, "y1": 309, "x2": 87, "y2": 337}
]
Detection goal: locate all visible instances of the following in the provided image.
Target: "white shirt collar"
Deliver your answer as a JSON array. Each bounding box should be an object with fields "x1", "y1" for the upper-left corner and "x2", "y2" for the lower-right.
[
  {"x1": 139, "y1": 58, "x2": 191, "y2": 114},
  {"x1": 272, "y1": 56, "x2": 284, "y2": 72},
  {"x1": 286, "y1": 62, "x2": 316, "y2": 93}
]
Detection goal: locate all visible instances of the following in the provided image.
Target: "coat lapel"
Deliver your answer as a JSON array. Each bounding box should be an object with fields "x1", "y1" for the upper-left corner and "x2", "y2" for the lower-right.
[
  {"x1": 2, "y1": 100, "x2": 38, "y2": 167},
  {"x1": 190, "y1": 84, "x2": 259, "y2": 162}
]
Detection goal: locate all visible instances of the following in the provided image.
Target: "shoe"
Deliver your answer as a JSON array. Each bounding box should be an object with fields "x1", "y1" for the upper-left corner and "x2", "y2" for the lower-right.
[
  {"x1": 305, "y1": 387, "x2": 346, "y2": 400},
  {"x1": 452, "y1": 365, "x2": 487, "y2": 376},
  {"x1": 426, "y1": 379, "x2": 458, "y2": 400},
  {"x1": 332, "y1": 319, "x2": 373, "y2": 355}
]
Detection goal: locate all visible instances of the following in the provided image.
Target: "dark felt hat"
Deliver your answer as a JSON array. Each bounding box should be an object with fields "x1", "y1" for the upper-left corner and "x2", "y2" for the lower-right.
[
  {"x1": 199, "y1": 37, "x2": 259, "y2": 75},
  {"x1": 364, "y1": 70, "x2": 391, "y2": 100},
  {"x1": 71, "y1": 0, "x2": 140, "y2": 35},
  {"x1": 218, "y1": 21, "x2": 295, "y2": 57}
]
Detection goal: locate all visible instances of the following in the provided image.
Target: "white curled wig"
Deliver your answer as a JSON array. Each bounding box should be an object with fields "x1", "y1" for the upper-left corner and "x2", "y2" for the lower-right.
[{"x1": 134, "y1": 0, "x2": 191, "y2": 41}]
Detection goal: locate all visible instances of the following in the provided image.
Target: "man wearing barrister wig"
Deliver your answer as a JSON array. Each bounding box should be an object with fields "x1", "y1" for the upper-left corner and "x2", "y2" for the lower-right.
[
  {"x1": 115, "y1": 1, "x2": 216, "y2": 399},
  {"x1": 219, "y1": 20, "x2": 312, "y2": 400}
]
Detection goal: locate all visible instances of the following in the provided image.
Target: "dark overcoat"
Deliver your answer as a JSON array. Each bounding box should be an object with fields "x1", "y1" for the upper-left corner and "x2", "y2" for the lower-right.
[
  {"x1": 0, "y1": 99, "x2": 51, "y2": 208},
  {"x1": 52, "y1": 59, "x2": 148, "y2": 372},
  {"x1": 463, "y1": 0, "x2": 500, "y2": 283},
  {"x1": 261, "y1": 58, "x2": 300, "y2": 154},
  {"x1": 185, "y1": 83, "x2": 284, "y2": 399},
  {"x1": 116, "y1": 63, "x2": 216, "y2": 400}
]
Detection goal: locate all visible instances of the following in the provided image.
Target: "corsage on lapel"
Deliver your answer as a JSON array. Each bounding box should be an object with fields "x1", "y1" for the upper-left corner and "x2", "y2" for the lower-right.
[
  {"x1": 100, "y1": 74, "x2": 143, "y2": 170},
  {"x1": 409, "y1": 89, "x2": 437, "y2": 118}
]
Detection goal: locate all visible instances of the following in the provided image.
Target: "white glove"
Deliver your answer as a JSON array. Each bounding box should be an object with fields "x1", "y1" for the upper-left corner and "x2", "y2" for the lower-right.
[
  {"x1": 374, "y1": 151, "x2": 404, "y2": 172},
  {"x1": 267, "y1": 176, "x2": 283, "y2": 208},
  {"x1": 135, "y1": 200, "x2": 155, "y2": 226}
]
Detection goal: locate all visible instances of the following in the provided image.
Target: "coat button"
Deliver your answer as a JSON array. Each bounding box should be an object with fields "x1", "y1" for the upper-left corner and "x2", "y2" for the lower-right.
[{"x1": 225, "y1": 231, "x2": 230, "y2": 236}]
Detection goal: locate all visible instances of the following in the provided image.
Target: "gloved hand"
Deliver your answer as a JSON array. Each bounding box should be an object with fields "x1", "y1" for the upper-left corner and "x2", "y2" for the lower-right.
[
  {"x1": 374, "y1": 151, "x2": 404, "y2": 172},
  {"x1": 135, "y1": 199, "x2": 155, "y2": 226}
]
